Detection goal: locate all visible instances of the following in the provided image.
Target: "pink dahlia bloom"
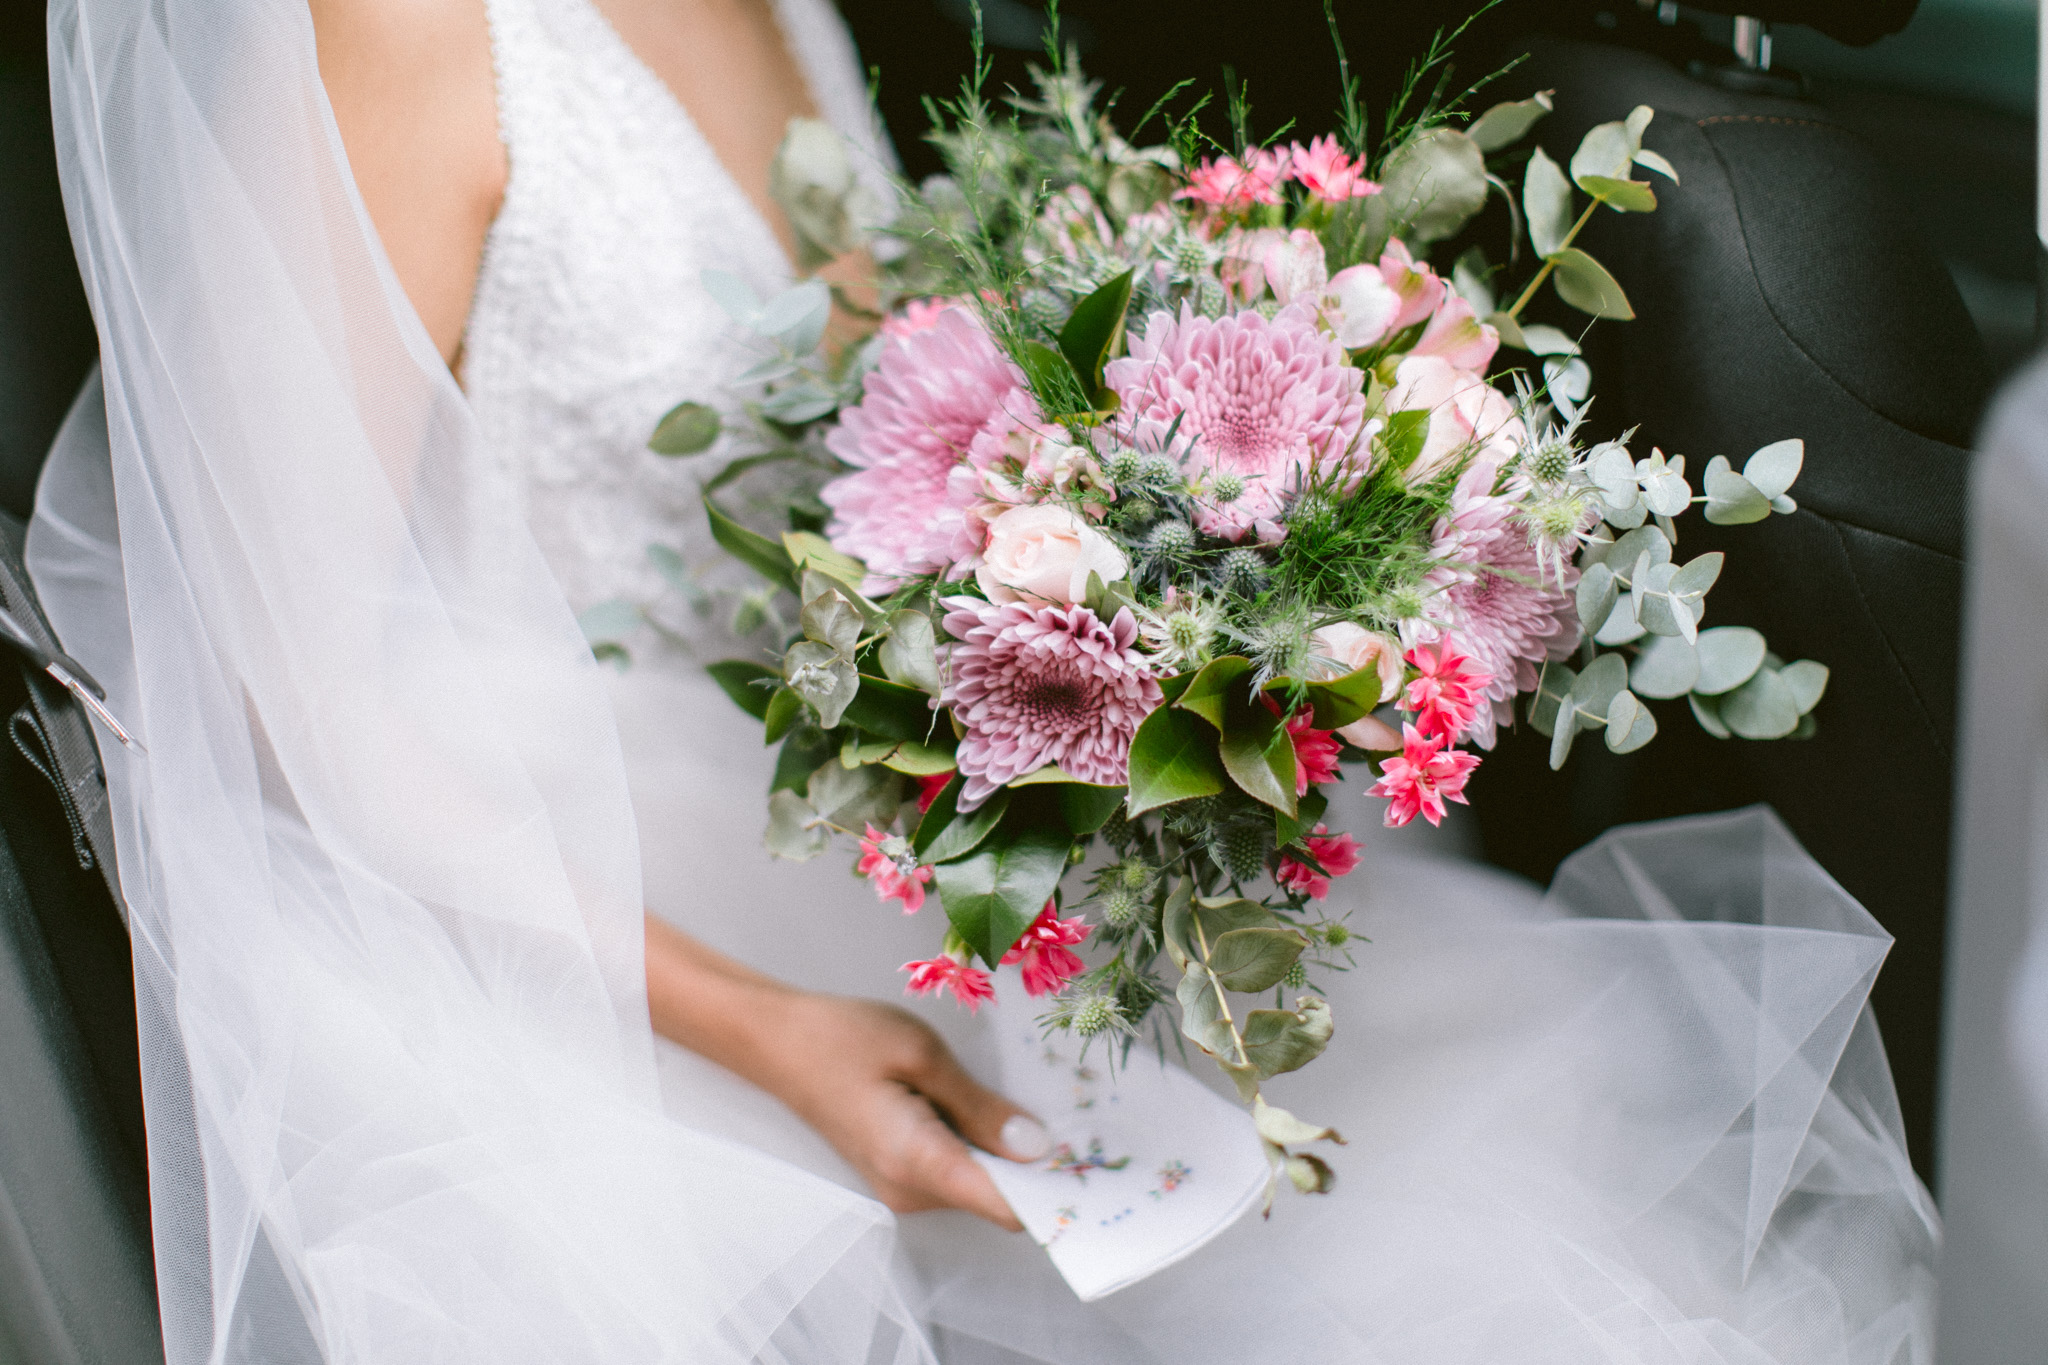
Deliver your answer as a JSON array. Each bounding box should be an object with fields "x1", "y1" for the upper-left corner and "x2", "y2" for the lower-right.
[
  {"x1": 1176, "y1": 148, "x2": 1289, "y2": 211},
  {"x1": 1276, "y1": 825, "x2": 1363, "y2": 900},
  {"x1": 1265, "y1": 698, "x2": 1342, "y2": 796},
  {"x1": 1001, "y1": 901, "x2": 1092, "y2": 996},
  {"x1": 940, "y1": 598, "x2": 1163, "y2": 810},
  {"x1": 1105, "y1": 305, "x2": 1367, "y2": 539},
  {"x1": 824, "y1": 308, "x2": 1040, "y2": 589},
  {"x1": 1406, "y1": 465, "x2": 1580, "y2": 748},
  {"x1": 1402, "y1": 643, "x2": 1491, "y2": 743},
  {"x1": 1288, "y1": 136, "x2": 1381, "y2": 202},
  {"x1": 902, "y1": 954, "x2": 996, "y2": 1011},
  {"x1": 1369, "y1": 725, "x2": 1482, "y2": 828},
  {"x1": 857, "y1": 823, "x2": 933, "y2": 914}
]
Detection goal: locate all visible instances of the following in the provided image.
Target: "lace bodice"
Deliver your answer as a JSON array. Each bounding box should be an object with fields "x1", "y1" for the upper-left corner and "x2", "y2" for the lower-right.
[{"x1": 463, "y1": 0, "x2": 890, "y2": 625}]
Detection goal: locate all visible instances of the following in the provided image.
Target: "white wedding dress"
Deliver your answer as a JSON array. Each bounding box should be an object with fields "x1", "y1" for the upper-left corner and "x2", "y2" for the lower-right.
[
  {"x1": 29, "y1": 0, "x2": 1935, "y2": 1358},
  {"x1": 457, "y1": 2, "x2": 1940, "y2": 1363}
]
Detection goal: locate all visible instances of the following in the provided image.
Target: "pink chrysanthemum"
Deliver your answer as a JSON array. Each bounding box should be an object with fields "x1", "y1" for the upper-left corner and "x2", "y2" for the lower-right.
[
  {"x1": 823, "y1": 308, "x2": 1040, "y2": 589},
  {"x1": 857, "y1": 823, "x2": 932, "y2": 914},
  {"x1": 902, "y1": 954, "x2": 996, "y2": 1011},
  {"x1": 1266, "y1": 697, "x2": 1342, "y2": 795},
  {"x1": 1402, "y1": 644, "x2": 1491, "y2": 743},
  {"x1": 1105, "y1": 305, "x2": 1367, "y2": 540},
  {"x1": 1276, "y1": 824, "x2": 1363, "y2": 900},
  {"x1": 940, "y1": 598, "x2": 1163, "y2": 810},
  {"x1": 1369, "y1": 725, "x2": 1482, "y2": 828},
  {"x1": 1407, "y1": 464, "x2": 1581, "y2": 747},
  {"x1": 1288, "y1": 136, "x2": 1381, "y2": 202},
  {"x1": 1176, "y1": 148, "x2": 1289, "y2": 210},
  {"x1": 1001, "y1": 901, "x2": 1092, "y2": 996}
]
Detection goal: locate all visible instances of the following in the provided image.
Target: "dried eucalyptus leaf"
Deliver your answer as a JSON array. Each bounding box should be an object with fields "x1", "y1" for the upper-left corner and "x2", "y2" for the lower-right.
[
  {"x1": 1252, "y1": 1095, "x2": 1342, "y2": 1146},
  {"x1": 1242, "y1": 999, "x2": 1335, "y2": 1079},
  {"x1": 1693, "y1": 626, "x2": 1767, "y2": 695},
  {"x1": 782, "y1": 641, "x2": 859, "y2": 728},
  {"x1": 1631, "y1": 634, "x2": 1700, "y2": 699},
  {"x1": 1286, "y1": 1153, "x2": 1338, "y2": 1194}
]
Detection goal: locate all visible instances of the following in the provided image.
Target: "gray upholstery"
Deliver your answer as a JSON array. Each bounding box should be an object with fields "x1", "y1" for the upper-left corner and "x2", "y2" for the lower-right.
[{"x1": 1470, "y1": 35, "x2": 1984, "y2": 1183}]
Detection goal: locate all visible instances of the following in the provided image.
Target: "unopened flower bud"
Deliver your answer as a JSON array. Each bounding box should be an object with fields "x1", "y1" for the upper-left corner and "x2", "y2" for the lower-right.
[
  {"x1": 1100, "y1": 884, "x2": 1142, "y2": 930},
  {"x1": 1283, "y1": 960, "x2": 1308, "y2": 990}
]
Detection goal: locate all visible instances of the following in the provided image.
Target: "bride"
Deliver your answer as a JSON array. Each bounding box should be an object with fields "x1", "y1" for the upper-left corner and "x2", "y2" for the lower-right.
[{"x1": 29, "y1": 0, "x2": 1938, "y2": 1360}]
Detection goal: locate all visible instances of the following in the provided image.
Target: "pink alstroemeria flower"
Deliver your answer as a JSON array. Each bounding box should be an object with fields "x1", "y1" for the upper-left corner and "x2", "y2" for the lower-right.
[
  {"x1": 1407, "y1": 293, "x2": 1501, "y2": 373},
  {"x1": 902, "y1": 954, "x2": 996, "y2": 1011},
  {"x1": 1175, "y1": 147, "x2": 1289, "y2": 211},
  {"x1": 857, "y1": 824, "x2": 933, "y2": 914},
  {"x1": 1001, "y1": 902, "x2": 1092, "y2": 997},
  {"x1": 1276, "y1": 824, "x2": 1363, "y2": 900},
  {"x1": 1369, "y1": 724, "x2": 1483, "y2": 828},
  {"x1": 1287, "y1": 135, "x2": 1381, "y2": 201}
]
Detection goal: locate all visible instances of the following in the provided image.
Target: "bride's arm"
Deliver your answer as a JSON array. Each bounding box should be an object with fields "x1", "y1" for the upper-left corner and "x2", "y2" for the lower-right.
[{"x1": 645, "y1": 915, "x2": 1043, "y2": 1230}]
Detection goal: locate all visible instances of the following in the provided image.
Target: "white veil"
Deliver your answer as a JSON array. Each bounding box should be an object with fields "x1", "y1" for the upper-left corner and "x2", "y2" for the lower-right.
[{"x1": 28, "y1": 0, "x2": 932, "y2": 1360}]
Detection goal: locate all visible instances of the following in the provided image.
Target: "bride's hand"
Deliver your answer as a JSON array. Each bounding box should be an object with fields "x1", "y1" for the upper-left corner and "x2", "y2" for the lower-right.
[
  {"x1": 643, "y1": 916, "x2": 1045, "y2": 1231},
  {"x1": 760, "y1": 993, "x2": 1048, "y2": 1231}
]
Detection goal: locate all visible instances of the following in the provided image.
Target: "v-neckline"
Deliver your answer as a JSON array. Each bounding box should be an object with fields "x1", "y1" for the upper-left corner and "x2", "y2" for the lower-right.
[{"x1": 563, "y1": 0, "x2": 811, "y2": 276}]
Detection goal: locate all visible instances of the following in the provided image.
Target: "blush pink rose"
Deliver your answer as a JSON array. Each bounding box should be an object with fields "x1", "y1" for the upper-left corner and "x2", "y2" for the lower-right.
[
  {"x1": 1384, "y1": 355, "x2": 1527, "y2": 486},
  {"x1": 974, "y1": 504, "x2": 1129, "y2": 606},
  {"x1": 1309, "y1": 621, "x2": 1405, "y2": 750}
]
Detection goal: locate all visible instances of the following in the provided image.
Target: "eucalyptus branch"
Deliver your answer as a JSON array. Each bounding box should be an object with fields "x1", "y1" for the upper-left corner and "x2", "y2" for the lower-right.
[{"x1": 1506, "y1": 199, "x2": 1599, "y2": 319}]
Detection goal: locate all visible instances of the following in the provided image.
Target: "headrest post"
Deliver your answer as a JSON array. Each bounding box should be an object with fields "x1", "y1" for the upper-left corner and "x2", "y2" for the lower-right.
[{"x1": 1732, "y1": 16, "x2": 1774, "y2": 70}]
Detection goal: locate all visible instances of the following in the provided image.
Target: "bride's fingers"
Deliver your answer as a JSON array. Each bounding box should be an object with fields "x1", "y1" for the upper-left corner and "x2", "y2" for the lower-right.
[
  {"x1": 908, "y1": 1044, "x2": 1050, "y2": 1165},
  {"x1": 893, "y1": 1103, "x2": 1023, "y2": 1231}
]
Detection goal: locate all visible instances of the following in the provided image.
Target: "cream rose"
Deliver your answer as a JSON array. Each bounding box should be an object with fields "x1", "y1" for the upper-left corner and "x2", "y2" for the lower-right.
[
  {"x1": 975, "y1": 504, "x2": 1129, "y2": 605},
  {"x1": 1310, "y1": 621, "x2": 1405, "y2": 751},
  {"x1": 1384, "y1": 354, "x2": 1526, "y2": 486}
]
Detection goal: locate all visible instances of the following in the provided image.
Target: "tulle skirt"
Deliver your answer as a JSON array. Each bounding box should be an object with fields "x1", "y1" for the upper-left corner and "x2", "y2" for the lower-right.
[{"x1": 613, "y1": 662, "x2": 1938, "y2": 1365}]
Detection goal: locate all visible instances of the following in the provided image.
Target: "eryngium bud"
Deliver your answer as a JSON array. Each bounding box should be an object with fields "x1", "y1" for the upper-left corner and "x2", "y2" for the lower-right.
[
  {"x1": 1073, "y1": 994, "x2": 1124, "y2": 1037},
  {"x1": 1145, "y1": 519, "x2": 1196, "y2": 557},
  {"x1": 1215, "y1": 822, "x2": 1270, "y2": 883},
  {"x1": 1217, "y1": 547, "x2": 1267, "y2": 595}
]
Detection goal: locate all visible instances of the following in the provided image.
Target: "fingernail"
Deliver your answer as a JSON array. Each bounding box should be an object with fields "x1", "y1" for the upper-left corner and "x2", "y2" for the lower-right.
[{"x1": 1001, "y1": 1114, "x2": 1051, "y2": 1161}]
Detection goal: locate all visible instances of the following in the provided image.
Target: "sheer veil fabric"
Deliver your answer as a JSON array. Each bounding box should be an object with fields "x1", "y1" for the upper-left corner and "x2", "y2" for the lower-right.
[{"x1": 29, "y1": 0, "x2": 933, "y2": 1360}]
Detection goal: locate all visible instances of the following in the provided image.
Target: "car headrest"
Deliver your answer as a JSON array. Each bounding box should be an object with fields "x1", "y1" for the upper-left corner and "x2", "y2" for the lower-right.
[{"x1": 1675, "y1": 0, "x2": 1918, "y2": 46}]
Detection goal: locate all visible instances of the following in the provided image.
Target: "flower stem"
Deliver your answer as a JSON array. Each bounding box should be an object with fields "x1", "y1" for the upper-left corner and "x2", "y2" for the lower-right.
[
  {"x1": 1506, "y1": 200, "x2": 1601, "y2": 320},
  {"x1": 1190, "y1": 912, "x2": 1252, "y2": 1070}
]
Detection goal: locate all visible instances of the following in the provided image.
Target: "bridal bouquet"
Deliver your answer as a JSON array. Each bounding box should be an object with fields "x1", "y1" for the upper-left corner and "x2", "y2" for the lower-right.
[{"x1": 630, "y1": 20, "x2": 1824, "y2": 1197}]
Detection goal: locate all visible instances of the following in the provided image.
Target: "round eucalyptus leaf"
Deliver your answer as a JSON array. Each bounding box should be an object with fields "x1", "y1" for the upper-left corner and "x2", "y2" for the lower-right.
[
  {"x1": 1670, "y1": 551, "x2": 1724, "y2": 600},
  {"x1": 1550, "y1": 248, "x2": 1635, "y2": 320},
  {"x1": 1528, "y1": 661, "x2": 1578, "y2": 736},
  {"x1": 1689, "y1": 691, "x2": 1731, "y2": 740},
  {"x1": 764, "y1": 789, "x2": 830, "y2": 861},
  {"x1": 648, "y1": 401, "x2": 723, "y2": 456},
  {"x1": 1518, "y1": 323, "x2": 1580, "y2": 357},
  {"x1": 1574, "y1": 652, "x2": 1629, "y2": 716},
  {"x1": 1770, "y1": 494, "x2": 1798, "y2": 516},
  {"x1": 1743, "y1": 438, "x2": 1804, "y2": 499},
  {"x1": 1469, "y1": 92, "x2": 1554, "y2": 153},
  {"x1": 1549, "y1": 697, "x2": 1579, "y2": 769},
  {"x1": 1778, "y1": 659, "x2": 1830, "y2": 714},
  {"x1": 1631, "y1": 634, "x2": 1700, "y2": 698},
  {"x1": 1608, "y1": 524, "x2": 1672, "y2": 575},
  {"x1": 1704, "y1": 464, "x2": 1770, "y2": 525},
  {"x1": 1382, "y1": 127, "x2": 1489, "y2": 243},
  {"x1": 1693, "y1": 626, "x2": 1767, "y2": 695},
  {"x1": 1594, "y1": 598, "x2": 1648, "y2": 645},
  {"x1": 1719, "y1": 667, "x2": 1802, "y2": 740},
  {"x1": 1521, "y1": 145, "x2": 1575, "y2": 258},
  {"x1": 1604, "y1": 689, "x2": 1658, "y2": 753},
  {"x1": 1603, "y1": 499, "x2": 1649, "y2": 530},
  {"x1": 1640, "y1": 467, "x2": 1691, "y2": 517},
  {"x1": 1589, "y1": 443, "x2": 1638, "y2": 505},
  {"x1": 1791, "y1": 712, "x2": 1819, "y2": 740},
  {"x1": 1576, "y1": 561, "x2": 1618, "y2": 633},
  {"x1": 1570, "y1": 119, "x2": 1634, "y2": 186}
]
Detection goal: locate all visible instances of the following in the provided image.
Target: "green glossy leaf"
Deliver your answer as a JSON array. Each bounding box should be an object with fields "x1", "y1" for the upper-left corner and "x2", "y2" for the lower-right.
[
  {"x1": 1522, "y1": 145, "x2": 1575, "y2": 258},
  {"x1": 933, "y1": 823, "x2": 1074, "y2": 965},
  {"x1": 1468, "y1": 90, "x2": 1553, "y2": 152},
  {"x1": 840, "y1": 675, "x2": 937, "y2": 743},
  {"x1": 1303, "y1": 666, "x2": 1387, "y2": 731},
  {"x1": 1275, "y1": 786, "x2": 1329, "y2": 849},
  {"x1": 1720, "y1": 667, "x2": 1802, "y2": 740},
  {"x1": 1244, "y1": 1002, "x2": 1336, "y2": 1080},
  {"x1": 916, "y1": 786, "x2": 1010, "y2": 864},
  {"x1": 1175, "y1": 655, "x2": 1254, "y2": 731},
  {"x1": 705, "y1": 659, "x2": 778, "y2": 720},
  {"x1": 1126, "y1": 706, "x2": 1228, "y2": 816},
  {"x1": 1550, "y1": 248, "x2": 1635, "y2": 319},
  {"x1": 1058, "y1": 782, "x2": 1128, "y2": 835},
  {"x1": 878, "y1": 738, "x2": 959, "y2": 775},
  {"x1": 1018, "y1": 340, "x2": 1085, "y2": 410},
  {"x1": 763, "y1": 686, "x2": 803, "y2": 743},
  {"x1": 707, "y1": 499, "x2": 798, "y2": 593},
  {"x1": 1208, "y1": 926, "x2": 1308, "y2": 993},
  {"x1": 1377, "y1": 408, "x2": 1433, "y2": 477},
  {"x1": 787, "y1": 536, "x2": 872, "y2": 598},
  {"x1": 1057, "y1": 269, "x2": 1134, "y2": 402},
  {"x1": 1218, "y1": 696, "x2": 1297, "y2": 816},
  {"x1": 649, "y1": 400, "x2": 722, "y2": 455}
]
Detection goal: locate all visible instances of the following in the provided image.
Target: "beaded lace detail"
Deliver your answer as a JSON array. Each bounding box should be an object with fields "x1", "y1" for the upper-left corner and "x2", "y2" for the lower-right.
[{"x1": 463, "y1": 0, "x2": 890, "y2": 630}]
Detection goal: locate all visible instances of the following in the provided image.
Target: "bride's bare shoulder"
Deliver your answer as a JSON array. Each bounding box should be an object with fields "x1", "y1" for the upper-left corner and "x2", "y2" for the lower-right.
[{"x1": 309, "y1": 0, "x2": 506, "y2": 367}]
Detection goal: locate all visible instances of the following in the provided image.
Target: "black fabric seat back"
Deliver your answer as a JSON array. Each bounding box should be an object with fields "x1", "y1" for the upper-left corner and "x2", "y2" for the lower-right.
[{"x1": 1472, "y1": 34, "x2": 1986, "y2": 1183}]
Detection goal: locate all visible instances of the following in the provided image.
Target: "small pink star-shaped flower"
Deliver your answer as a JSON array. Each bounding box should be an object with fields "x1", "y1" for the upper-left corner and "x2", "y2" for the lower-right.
[
  {"x1": 901, "y1": 954, "x2": 996, "y2": 1011},
  {"x1": 1369, "y1": 724, "x2": 1483, "y2": 828}
]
